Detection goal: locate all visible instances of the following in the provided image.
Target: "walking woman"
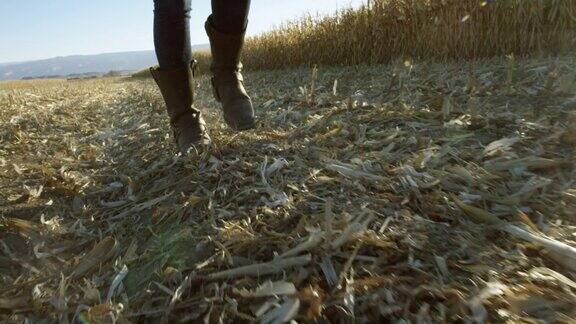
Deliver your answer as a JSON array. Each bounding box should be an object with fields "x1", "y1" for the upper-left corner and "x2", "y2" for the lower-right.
[{"x1": 151, "y1": 0, "x2": 255, "y2": 154}]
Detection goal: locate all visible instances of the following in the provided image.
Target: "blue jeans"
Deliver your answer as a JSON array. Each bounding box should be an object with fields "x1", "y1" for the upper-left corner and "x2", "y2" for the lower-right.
[{"x1": 153, "y1": 0, "x2": 251, "y2": 69}]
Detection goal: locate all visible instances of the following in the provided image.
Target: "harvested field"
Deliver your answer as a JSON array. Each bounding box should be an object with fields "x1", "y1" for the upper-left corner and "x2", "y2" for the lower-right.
[{"x1": 1, "y1": 56, "x2": 576, "y2": 322}]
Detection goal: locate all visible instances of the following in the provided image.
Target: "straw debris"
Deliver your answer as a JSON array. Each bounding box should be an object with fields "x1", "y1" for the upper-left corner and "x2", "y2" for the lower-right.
[{"x1": 1, "y1": 55, "x2": 576, "y2": 322}]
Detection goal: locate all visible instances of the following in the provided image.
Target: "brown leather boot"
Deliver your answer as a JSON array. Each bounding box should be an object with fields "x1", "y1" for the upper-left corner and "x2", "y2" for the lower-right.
[
  {"x1": 150, "y1": 65, "x2": 211, "y2": 154},
  {"x1": 205, "y1": 17, "x2": 256, "y2": 131}
]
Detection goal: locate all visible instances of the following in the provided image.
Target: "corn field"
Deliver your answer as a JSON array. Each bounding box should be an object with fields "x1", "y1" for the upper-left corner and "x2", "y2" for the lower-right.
[{"x1": 195, "y1": 0, "x2": 576, "y2": 71}]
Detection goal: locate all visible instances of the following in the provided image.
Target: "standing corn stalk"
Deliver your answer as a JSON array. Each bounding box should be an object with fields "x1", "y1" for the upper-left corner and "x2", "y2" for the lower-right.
[{"x1": 242, "y1": 0, "x2": 576, "y2": 70}]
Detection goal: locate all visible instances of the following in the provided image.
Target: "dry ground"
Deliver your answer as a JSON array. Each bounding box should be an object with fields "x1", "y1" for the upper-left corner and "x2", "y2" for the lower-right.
[{"x1": 1, "y1": 56, "x2": 576, "y2": 323}]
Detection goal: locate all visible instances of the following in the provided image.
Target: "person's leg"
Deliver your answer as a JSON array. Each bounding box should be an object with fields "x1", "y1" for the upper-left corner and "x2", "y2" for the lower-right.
[
  {"x1": 153, "y1": 0, "x2": 192, "y2": 69},
  {"x1": 210, "y1": 0, "x2": 251, "y2": 33},
  {"x1": 151, "y1": 0, "x2": 211, "y2": 154},
  {"x1": 206, "y1": 0, "x2": 255, "y2": 131}
]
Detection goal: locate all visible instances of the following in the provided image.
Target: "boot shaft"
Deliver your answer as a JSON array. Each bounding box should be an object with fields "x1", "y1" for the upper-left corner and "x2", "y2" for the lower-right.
[
  {"x1": 150, "y1": 64, "x2": 197, "y2": 125},
  {"x1": 150, "y1": 63, "x2": 211, "y2": 153},
  {"x1": 205, "y1": 16, "x2": 245, "y2": 75}
]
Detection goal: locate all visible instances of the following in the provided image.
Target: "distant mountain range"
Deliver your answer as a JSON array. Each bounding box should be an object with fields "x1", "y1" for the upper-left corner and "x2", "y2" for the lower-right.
[{"x1": 0, "y1": 45, "x2": 209, "y2": 81}]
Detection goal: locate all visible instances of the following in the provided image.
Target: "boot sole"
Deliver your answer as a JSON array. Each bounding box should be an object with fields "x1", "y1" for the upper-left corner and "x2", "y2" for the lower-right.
[
  {"x1": 225, "y1": 116, "x2": 256, "y2": 131},
  {"x1": 179, "y1": 140, "x2": 212, "y2": 155},
  {"x1": 232, "y1": 122, "x2": 256, "y2": 131}
]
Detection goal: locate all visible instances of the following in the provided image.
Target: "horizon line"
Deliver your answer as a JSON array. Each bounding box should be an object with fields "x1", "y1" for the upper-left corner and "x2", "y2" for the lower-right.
[{"x1": 0, "y1": 44, "x2": 210, "y2": 65}]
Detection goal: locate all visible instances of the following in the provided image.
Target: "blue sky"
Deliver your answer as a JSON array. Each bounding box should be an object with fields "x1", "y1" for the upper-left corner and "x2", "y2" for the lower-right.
[{"x1": 0, "y1": 0, "x2": 364, "y2": 63}]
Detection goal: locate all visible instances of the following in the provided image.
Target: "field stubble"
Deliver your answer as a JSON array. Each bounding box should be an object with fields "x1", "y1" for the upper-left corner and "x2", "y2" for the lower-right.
[{"x1": 1, "y1": 55, "x2": 576, "y2": 322}]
